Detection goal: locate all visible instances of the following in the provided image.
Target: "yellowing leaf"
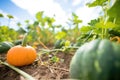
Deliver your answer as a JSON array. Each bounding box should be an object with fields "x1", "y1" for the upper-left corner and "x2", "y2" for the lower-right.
[
  {"x1": 65, "y1": 40, "x2": 70, "y2": 47},
  {"x1": 55, "y1": 31, "x2": 67, "y2": 39}
]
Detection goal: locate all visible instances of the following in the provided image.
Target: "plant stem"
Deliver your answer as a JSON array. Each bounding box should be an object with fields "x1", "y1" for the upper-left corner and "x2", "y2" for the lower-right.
[
  {"x1": 113, "y1": 18, "x2": 116, "y2": 24},
  {"x1": 0, "y1": 60, "x2": 36, "y2": 80},
  {"x1": 39, "y1": 46, "x2": 79, "y2": 54},
  {"x1": 22, "y1": 33, "x2": 28, "y2": 46},
  {"x1": 37, "y1": 38, "x2": 49, "y2": 49},
  {"x1": 84, "y1": 30, "x2": 93, "y2": 42}
]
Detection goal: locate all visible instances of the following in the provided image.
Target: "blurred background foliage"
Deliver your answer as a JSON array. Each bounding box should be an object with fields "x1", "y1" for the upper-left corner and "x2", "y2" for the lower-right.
[{"x1": 0, "y1": 0, "x2": 120, "y2": 48}]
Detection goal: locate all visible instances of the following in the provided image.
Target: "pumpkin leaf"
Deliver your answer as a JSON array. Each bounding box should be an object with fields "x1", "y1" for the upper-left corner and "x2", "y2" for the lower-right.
[
  {"x1": 65, "y1": 40, "x2": 70, "y2": 47},
  {"x1": 50, "y1": 56, "x2": 59, "y2": 63},
  {"x1": 80, "y1": 26, "x2": 93, "y2": 33},
  {"x1": 87, "y1": 0, "x2": 108, "y2": 7},
  {"x1": 95, "y1": 21, "x2": 117, "y2": 29},
  {"x1": 72, "y1": 13, "x2": 82, "y2": 24},
  {"x1": 7, "y1": 14, "x2": 14, "y2": 19},
  {"x1": 88, "y1": 19, "x2": 100, "y2": 26},
  {"x1": 36, "y1": 11, "x2": 44, "y2": 21},
  {"x1": 17, "y1": 22, "x2": 22, "y2": 27},
  {"x1": 24, "y1": 20, "x2": 30, "y2": 24},
  {"x1": 107, "y1": 0, "x2": 120, "y2": 24},
  {"x1": 33, "y1": 21, "x2": 39, "y2": 26},
  {"x1": 44, "y1": 16, "x2": 55, "y2": 27},
  {"x1": 55, "y1": 31, "x2": 67, "y2": 40},
  {"x1": 0, "y1": 13, "x2": 4, "y2": 17}
]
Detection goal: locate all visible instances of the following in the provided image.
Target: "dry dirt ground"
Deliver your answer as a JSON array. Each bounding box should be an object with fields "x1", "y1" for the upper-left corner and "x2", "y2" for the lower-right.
[{"x1": 0, "y1": 50, "x2": 74, "y2": 80}]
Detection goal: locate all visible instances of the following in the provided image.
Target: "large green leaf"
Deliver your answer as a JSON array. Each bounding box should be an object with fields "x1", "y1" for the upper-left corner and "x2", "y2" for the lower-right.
[
  {"x1": 95, "y1": 20, "x2": 117, "y2": 29},
  {"x1": 107, "y1": 0, "x2": 120, "y2": 24},
  {"x1": 87, "y1": 0, "x2": 108, "y2": 7}
]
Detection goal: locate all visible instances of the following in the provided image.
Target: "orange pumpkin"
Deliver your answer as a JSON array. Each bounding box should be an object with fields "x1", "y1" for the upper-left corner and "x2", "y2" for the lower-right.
[{"x1": 6, "y1": 45, "x2": 37, "y2": 66}]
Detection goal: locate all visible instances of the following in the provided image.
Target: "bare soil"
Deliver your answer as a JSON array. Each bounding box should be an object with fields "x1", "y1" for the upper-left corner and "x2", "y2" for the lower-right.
[{"x1": 0, "y1": 49, "x2": 74, "y2": 80}]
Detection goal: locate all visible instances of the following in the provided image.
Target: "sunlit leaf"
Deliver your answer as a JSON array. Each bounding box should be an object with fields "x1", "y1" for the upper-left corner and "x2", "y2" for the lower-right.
[
  {"x1": 72, "y1": 13, "x2": 78, "y2": 19},
  {"x1": 95, "y1": 21, "x2": 117, "y2": 29},
  {"x1": 25, "y1": 20, "x2": 29, "y2": 24},
  {"x1": 0, "y1": 26, "x2": 18, "y2": 42},
  {"x1": 80, "y1": 26, "x2": 93, "y2": 33},
  {"x1": 33, "y1": 21, "x2": 39, "y2": 26},
  {"x1": 65, "y1": 40, "x2": 70, "y2": 47},
  {"x1": 70, "y1": 13, "x2": 82, "y2": 25},
  {"x1": 50, "y1": 56, "x2": 59, "y2": 63},
  {"x1": 87, "y1": 0, "x2": 108, "y2": 7},
  {"x1": 36, "y1": 11, "x2": 44, "y2": 21},
  {"x1": 17, "y1": 27, "x2": 26, "y2": 34},
  {"x1": 44, "y1": 17, "x2": 55, "y2": 27},
  {"x1": 7, "y1": 14, "x2": 14, "y2": 19},
  {"x1": 0, "y1": 13, "x2": 4, "y2": 17},
  {"x1": 88, "y1": 19, "x2": 100, "y2": 26},
  {"x1": 55, "y1": 25, "x2": 62, "y2": 28},
  {"x1": 17, "y1": 22, "x2": 22, "y2": 27},
  {"x1": 105, "y1": 22, "x2": 117, "y2": 28},
  {"x1": 55, "y1": 31, "x2": 67, "y2": 39}
]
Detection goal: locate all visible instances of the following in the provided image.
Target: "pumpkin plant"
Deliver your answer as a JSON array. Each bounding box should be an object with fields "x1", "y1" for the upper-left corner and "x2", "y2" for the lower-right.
[{"x1": 6, "y1": 33, "x2": 37, "y2": 66}]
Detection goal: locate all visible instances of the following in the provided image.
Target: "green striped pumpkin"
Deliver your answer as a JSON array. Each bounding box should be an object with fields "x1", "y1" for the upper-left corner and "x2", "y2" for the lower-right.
[
  {"x1": 70, "y1": 39, "x2": 120, "y2": 80},
  {"x1": 0, "y1": 42, "x2": 14, "y2": 53}
]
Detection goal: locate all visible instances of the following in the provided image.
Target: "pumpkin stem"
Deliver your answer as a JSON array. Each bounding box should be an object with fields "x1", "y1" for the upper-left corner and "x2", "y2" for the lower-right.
[{"x1": 22, "y1": 33, "x2": 28, "y2": 46}]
